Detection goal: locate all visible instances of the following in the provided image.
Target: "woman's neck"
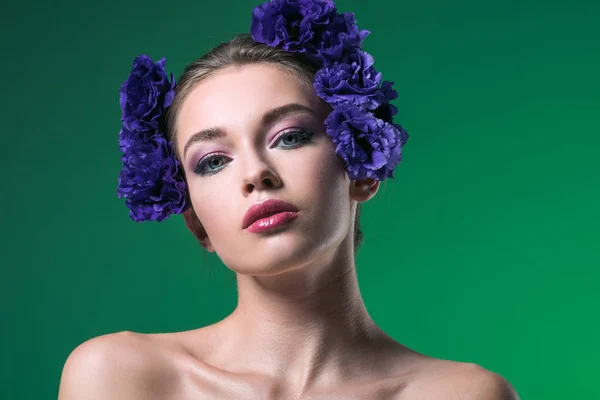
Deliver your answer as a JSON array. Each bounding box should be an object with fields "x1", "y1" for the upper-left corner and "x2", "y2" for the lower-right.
[{"x1": 201, "y1": 242, "x2": 402, "y2": 395}]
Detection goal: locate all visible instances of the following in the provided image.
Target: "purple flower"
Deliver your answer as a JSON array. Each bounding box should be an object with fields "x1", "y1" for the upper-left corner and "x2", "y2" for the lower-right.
[
  {"x1": 325, "y1": 103, "x2": 407, "y2": 180},
  {"x1": 117, "y1": 55, "x2": 189, "y2": 222},
  {"x1": 373, "y1": 80, "x2": 399, "y2": 123},
  {"x1": 250, "y1": 0, "x2": 337, "y2": 53},
  {"x1": 394, "y1": 122, "x2": 410, "y2": 149},
  {"x1": 314, "y1": 50, "x2": 391, "y2": 110},
  {"x1": 119, "y1": 55, "x2": 176, "y2": 133},
  {"x1": 117, "y1": 130, "x2": 189, "y2": 222},
  {"x1": 305, "y1": 12, "x2": 370, "y2": 67}
]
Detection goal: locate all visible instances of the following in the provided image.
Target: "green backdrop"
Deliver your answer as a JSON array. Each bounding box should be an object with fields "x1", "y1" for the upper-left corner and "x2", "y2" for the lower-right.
[{"x1": 2, "y1": 0, "x2": 598, "y2": 398}]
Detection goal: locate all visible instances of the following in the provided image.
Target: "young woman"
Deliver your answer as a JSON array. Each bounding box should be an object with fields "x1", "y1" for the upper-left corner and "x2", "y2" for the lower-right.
[{"x1": 58, "y1": 1, "x2": 519, "y2": 399}]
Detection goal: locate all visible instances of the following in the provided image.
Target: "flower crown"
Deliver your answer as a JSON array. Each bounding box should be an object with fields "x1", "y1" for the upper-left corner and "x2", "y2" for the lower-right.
[{"x1": 117, "y1": 0, "x2": 409, "y2": 222}]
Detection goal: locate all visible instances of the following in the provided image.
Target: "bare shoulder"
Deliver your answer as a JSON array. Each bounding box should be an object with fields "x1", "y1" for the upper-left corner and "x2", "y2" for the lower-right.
[
  {"x1": 58, "y1": 331, "x2": 182, "y2": 400},
  {"x1": 399, "y1": 359, "x2": 520, "y2": 400}
]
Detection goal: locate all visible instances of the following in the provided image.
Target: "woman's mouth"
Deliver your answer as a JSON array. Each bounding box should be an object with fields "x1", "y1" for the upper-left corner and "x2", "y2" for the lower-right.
[
  {"x1": 245, "y1": 211, "x2": 299, "y2": 233},
  {"x1": 242, "y1": 198, "x2": 300, "y2": 233}
]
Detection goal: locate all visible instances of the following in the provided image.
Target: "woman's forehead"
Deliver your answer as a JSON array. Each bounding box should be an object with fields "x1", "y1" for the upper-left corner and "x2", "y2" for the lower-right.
[
  {"x1": 185, "y1": 64, "x2": 315, "y2": 114},
  {"x1": 176, "y1": 64, "x2": 322, "y2": 140}
]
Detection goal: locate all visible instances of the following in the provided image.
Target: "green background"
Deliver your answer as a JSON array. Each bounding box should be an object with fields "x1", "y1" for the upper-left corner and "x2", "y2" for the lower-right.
[{"x1": 2, "y1": 0, "x2": 598, "y2": 398}]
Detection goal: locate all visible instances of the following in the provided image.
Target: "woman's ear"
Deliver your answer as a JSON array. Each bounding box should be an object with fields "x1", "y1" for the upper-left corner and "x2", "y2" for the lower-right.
[
  {"x1": 182, "y1": 207, "x2": 215, "y2": 252},
  {"x1": 349, "y1": 178, "x2": 380, "y2": 203}
]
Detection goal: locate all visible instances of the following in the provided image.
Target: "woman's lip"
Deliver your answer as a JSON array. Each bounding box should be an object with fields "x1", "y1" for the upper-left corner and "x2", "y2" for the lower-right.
[
  {"x1": 242, "y1": 199, "x2": 299, "y2": 229},
  {"x1": 245, "y1": 211, "x2": 299, "y2": 233}
]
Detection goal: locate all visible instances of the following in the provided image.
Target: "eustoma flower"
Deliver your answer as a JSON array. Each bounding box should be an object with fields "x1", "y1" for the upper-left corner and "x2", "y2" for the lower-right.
[
  {"x1": 250, "y1": 0, "x2": 337, "y2": 53},
  {"x1": 325, "y1": 103, "x2": 406, "y2": 181},
  {"x1": 313, "y1": 50, "x2": 388, "y2": 109},
  {"x1": 117, "y1": 55, "x2": 189, "y2": 222}
]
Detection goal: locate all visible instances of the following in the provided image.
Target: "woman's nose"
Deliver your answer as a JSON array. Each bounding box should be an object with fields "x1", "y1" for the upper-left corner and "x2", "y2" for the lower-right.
[{"x1": 240, "y1": 152, "x2": 282, "y2": 195}]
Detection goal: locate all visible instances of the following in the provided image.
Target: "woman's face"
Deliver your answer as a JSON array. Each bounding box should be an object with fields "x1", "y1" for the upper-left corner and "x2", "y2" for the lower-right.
[{"x1": 176, "y1": 63, "x2": 369, "y2": 275}]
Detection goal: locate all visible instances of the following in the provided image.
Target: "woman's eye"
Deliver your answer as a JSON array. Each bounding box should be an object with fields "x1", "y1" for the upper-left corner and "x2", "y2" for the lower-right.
[
  {"x1": 275, "y1": 129, "x2": 314, "y2": 149},
  {"x1": 194, "y1": 154, "x2": 229, "y2": 176},
  {"x1": 193, "y1": 130, "x2": 314, "y2": 177}
]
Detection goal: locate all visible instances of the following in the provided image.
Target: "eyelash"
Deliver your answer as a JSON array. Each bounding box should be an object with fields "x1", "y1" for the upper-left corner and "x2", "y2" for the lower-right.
[{"x1": 193, "y1": 129, "x2": 315, "y2": 177}]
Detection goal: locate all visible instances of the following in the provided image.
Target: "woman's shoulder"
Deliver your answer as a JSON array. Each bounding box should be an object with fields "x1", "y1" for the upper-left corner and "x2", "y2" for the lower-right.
[
  {"x1": 61, "y1": 330, "x2": 180, "y2": 369},
  {"x1": 58, "y1": 328, "x2": 268, "y2": 399},
  {"x1": 58, "y1": 330, "x2": 194, "y2": 400},
  {"x1": 394, "y1": 357, "x2": 520, "y2": 400}
]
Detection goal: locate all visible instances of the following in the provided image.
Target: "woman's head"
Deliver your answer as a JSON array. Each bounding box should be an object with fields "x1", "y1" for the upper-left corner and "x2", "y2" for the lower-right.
[{"x1": 165, "y1": 34, "x2": 379, "y2": 273}]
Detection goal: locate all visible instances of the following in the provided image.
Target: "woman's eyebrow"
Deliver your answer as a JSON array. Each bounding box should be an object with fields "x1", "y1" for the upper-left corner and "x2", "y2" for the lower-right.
[
  {"x1": 261, "y1": 103, "x2": 316, "y2": 127},
  {"x1": 183, "y1": 103, "x2": 317, "y2": 159}
]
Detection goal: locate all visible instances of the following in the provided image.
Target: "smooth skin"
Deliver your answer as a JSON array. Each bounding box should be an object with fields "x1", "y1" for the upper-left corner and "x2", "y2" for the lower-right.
[{"x1": 58, "y1": 64, "x2": 519, "y2": 399}]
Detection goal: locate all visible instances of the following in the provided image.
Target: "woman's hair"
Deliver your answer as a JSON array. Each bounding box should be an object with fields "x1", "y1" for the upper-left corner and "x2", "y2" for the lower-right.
[{"x1": 165, "y1": 33, "x2": 364, "y2": 254}]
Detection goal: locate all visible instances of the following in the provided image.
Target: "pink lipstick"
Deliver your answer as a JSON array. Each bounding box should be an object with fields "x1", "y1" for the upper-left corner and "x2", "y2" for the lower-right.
[
  {"x1": 245, "y1": 211, "x2": 299, "y2": 233},
  {"x1": 243, "y1": 199, "x2": 299, "y2": 233}
]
